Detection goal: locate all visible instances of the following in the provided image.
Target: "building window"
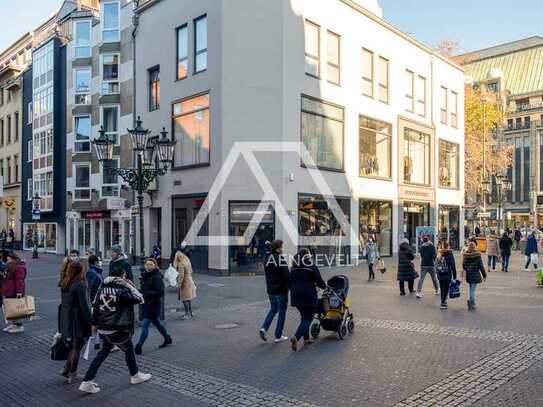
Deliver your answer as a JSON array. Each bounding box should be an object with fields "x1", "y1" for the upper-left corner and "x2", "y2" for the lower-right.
[
  {"x1": 507, "y1": 119, "x2": 513, "y2": 130},
  {"x1": 74, "y1": 116, "x2": 91, "y2": 152},
  {"x1": 27, "y1": 178, "x2": 33, "y2": 201},
  {"x1": 359, "y1": 116, "x2": 391, "y2": 179},
  {"x1": 515, "y1": 117, "x2": 522, "y2": 129},
  {"x1": 74, "y1": 68, "x2": 91, "y2": 105},
  {"x1": 405, "y1": 70, "x2": 414, "y2": 112},
  {"x1": 378, "y1": 57, "x2": 389, "y2": 104},
  {"x1": 0, "y1": 159, "x2": 3, "y2": 180},
  {"x1": 326, "y1": 31, "x2": 340, "y2": 85},
  {"x1": 525, "y1": 116, "x2": 531, "y2": 128},
  {"x1": 74, "y1": 20, "x2": 91, "y2": 58},
  {"x1": 194, "y1": 15, "x2": 207, "y2": 73},
  {"x1": 75, "y1": 164, "x2": 91, "y2": 200},
  {"x1": 514, "y1": 138, "x2": 521, "y2": 202},
  {"x1": 487, "y1": 82, "x2": 498, "y2": 93},
  {"x1": 304, "y1": 20, "x2": 320, "y2": 78},
  {"x1": 361, "y1": 48, "x2": 374, "y2": 97},
  {"x1": 102, "y1": 54, "x2": 119, "y2": 94},
  {"x1": 27, "y1": 102, "x2": 33, "y2": 124},
  {"x1": 28, "y1": 140, "x2": 33, "y2": 163},
  {"x1": 523, "y1": 137, "x2": 530, "y2": 202},
  {"x1": 439, "y1": 140, "x2": 459, "y2": 188},
  {"x1": 440, "y1": 86, "x2": 448, "y2": 124},
  {"x1": 148, "y1": 66, "x2": 160, "y2": 111},
  {"x1": 6, "y1": 114, "x2": 11, "y2": 144},
  {"x1": 176, "y1": 24, "x2": 188, "y2": 80},
  {"x1": 416, "y1": 75, "x2": 426, "y2": 117},
  {"x1": 0, "y1": 118, "x2": 3, "y2": 145},
  {"x1": 450, "y1": 91, "x2": 458, "y2": 128},
  {"x1": 14, "y1": 155, "x2": 18, "y2": 183},
  {"x1": 173, "y1": 93, "x2": 210, "y2": 167},
  {"x1": 6, "y1": 157, "x2": 10, "y2": 184},
  {"x1": 102, "y1": 106, "x2": 119, "y2": 144},
  {"x1": 301, "y1": 96, "x2": 344, "y2": 171},
  {"x1": 14, "y1": 112, "x2": 19, "y2": 141},
  {"x1": 359, "y1": 200, "x2": 392, "y2": 257},
  {"x1": 404, "y1": 128, "x2": 431, "y2": 185},
  {"x1": 102, "y1": 0, "x2": 119, "y2": 43},
  {"x1": 102, "y1": 158, "x2": 119, "y2": 197},
  {"x1": 0, "y1": 88, "x2": 3, "y2": 105}
]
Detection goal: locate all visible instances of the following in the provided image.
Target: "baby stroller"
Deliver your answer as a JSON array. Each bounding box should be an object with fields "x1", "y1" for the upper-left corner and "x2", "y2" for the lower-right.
[{"x1": 310, "y1": 275, "x2": 354, "y2": 340}]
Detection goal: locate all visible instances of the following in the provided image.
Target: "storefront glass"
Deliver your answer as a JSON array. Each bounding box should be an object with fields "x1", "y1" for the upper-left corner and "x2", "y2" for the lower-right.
[
  {"x1": 229, "y1": 202, "x2": 275, "y2": 273},
  {"x1": 23, "y1": 223, "x2": 57, "y2": 252},
  {"x1": 402, "y1": 201, "x2": 430, "y2": 248},
  {"x1": 438, "y1": 205, "x2": 460, "y2": 250},
  {"x1": 404, "y1": 128, "x2": 431, "y2": 185},
  {"x1": 359, "y1": 200, "x2": 392, "y2": 257}
]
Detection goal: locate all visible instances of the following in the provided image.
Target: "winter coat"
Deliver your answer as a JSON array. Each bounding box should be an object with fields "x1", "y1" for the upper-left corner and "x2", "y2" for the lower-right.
[
  {"x1": 514, "y1": 230, "x2": 522, "y2": 242},
  {"x1": 397, "y1": 242, "x2": 417, "y2": 282},
  {"x1": 525, "y1": 235, "x2": 539, "y2": 255},
  {"x1": 499, "y1": 236, "x2": 513, "y2": 256},
  {"x1": 436, "y1": 249, "x2": 457, "y2": 282},
  {"x1": 109, "y1": 255, "x2": 134, "y2": 282},
  {"x1": 419, "y1": 242, "x2": 436, "y2": 267},
  {"x1": 139, "y1": 268, "x2": 165, "y2": 320},
  {"x1": 85, "y1": 265, "x2": 103, "y2": 303},
  {"x1": 365, "y1": 242, "x2": 380, "y2": 265},
  {"x1": 59, "y1": 281, "x2": 92, "y2": 340},
  {"x1": 289, "y1": 263, "x2": 326, "y2": 309},
  {"x1": 2, "y1": 261, "x2": 26, "y2": 298},
  {"x1": 486, "y1": 237, "x2": 499, "y2": 257},
  {"x1": 462, "y1": 251, "x2": 487, "y2": 284},
  {"x1": 91, "y1": 277, "x2": 144, "y2": 333},
  {"x1": 175, "y1": 257, "x2": 197, "y2": 301},
  {"x1": 264, "y1": 253, "x2": 289, "y2": 296}
]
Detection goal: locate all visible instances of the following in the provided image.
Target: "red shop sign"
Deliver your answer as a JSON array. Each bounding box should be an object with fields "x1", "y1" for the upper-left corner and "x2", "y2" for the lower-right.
[{"x1": 82, "y1": 211, "x2": 110, "y2": 219}]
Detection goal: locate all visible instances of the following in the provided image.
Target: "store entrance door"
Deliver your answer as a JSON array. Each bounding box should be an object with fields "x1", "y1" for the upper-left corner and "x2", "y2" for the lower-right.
[{"x1": 403, "y1": 201, "x2": 430, "y2": 247}]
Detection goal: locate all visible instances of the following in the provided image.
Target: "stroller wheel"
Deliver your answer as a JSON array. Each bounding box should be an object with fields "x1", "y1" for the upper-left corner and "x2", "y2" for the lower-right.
[
  {"x1": 310, "y1": 321, "x2": 321, "y2": 339},
  {"x1": 338, "y1": 323, "x2": 348, "y2": 340},
  {"x1": 347, "y1": 318, "x2": 355, "y2": 334}
]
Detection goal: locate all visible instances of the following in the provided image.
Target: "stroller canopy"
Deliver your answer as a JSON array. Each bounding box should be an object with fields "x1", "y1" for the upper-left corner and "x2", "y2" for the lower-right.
[{"x1": 327, "y1": 275, "x2": 349, "y2": 297}]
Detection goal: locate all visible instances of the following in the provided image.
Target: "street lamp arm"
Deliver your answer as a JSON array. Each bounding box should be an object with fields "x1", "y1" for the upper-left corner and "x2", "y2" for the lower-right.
[{"x1": 108, "y1": 167, "x2": 167, "y2": 194}]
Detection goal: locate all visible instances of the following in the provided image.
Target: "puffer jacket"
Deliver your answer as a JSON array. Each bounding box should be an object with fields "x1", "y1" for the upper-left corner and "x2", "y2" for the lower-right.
[
  {"x1": 59, "y1": 281, "x2": 92, "y2": 340},
  {"x1": 525, "y1": 235, "x2": 538, "y2": 255},
  {"x1": 139, "y1": 268, "x2": 164, "y2": 320},
  {"x1": 397, "y1": 242, "x2": 417, "y2": 282},
  {"x1": 264, "y1": 252, "x2": 289, "y2": 296},
  {"x1": 462, "y1": 251, "x2": 487, "y2": 284},
  {"x1": 419, "y1": 241, "x2": 436, "y2": 267},
  {"x1": 486, "y1": 237, "x2": 499, "y2": 257},
  {"x1": 2, "y1": 261, "x2": 26, "y2": 298},
  {"x1": 365, "y1": 242, "x2": 380, "y2": 265},
  {"x1": 499, "y1": 236, "x2": 513, "y2": 256}
]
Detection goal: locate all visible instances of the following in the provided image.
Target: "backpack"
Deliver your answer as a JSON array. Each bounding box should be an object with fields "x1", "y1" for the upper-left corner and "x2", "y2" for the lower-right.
[{"x1": 435, "y1": 257, "x2": 449, "y2": 277}]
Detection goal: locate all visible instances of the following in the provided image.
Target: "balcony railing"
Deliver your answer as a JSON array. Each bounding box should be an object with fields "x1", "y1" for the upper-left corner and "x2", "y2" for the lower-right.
[
  {"x1": 505, "y1": 120, "x2": 543, "y2": 131},
  {"x1": 509, "y1": 101, "x2": 543, "y2": 113}
]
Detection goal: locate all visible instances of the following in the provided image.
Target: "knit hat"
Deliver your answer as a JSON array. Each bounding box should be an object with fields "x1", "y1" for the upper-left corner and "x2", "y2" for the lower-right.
[{"x1": 111, "y1": 244, "x2": 123, "y2": 255}]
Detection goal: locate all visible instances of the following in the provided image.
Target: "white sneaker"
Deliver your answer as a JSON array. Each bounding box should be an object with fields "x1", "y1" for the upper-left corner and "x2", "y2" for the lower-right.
[
  {"x1": 131, "y1": 372, "x2": 151, "y2": 385},
  {"x1": 416, "y1": 292, "x2": 422, "y2": 299},
  {"x1": 3, "y1": 324, "x2": 14, "y2": 332},
  {"x1": 259, "y1": 328, "x2": 267, "y2": 342},
  {"x1": 273, "y1": 336, "x2": 289, "y2": 344},
  {"x1": 111, "y1": 345, "x2": 120, "y2": 353},
  {"x1": 7, "y1": 325, "x2": 24, "y2": 334},
  {"x1": 79, "y1": 381, "x2": 100, "y2": 394},
  {"x1": 435, "y1": 290, "x2": 440, "y2": 296}
]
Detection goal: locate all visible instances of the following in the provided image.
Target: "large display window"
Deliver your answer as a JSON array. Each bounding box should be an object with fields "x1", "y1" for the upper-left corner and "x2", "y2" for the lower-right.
[{"x1": 359, "y1": 200, "x2": 392, "y2": 257}]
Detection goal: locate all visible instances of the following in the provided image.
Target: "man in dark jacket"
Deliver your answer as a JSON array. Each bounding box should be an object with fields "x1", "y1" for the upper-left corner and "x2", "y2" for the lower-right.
[
  {"x1": 499, "y1": 232, "x2": 513, "y2": 272},
  {"x1": 109, "y1": 244, "x2": 133, "y2": 282},
  {"x1": 259, "y1": 240, "x2": 290, "y2": 343},
  {"x1": 397, "y1": 238, "x2": 417, "y2": 296},
  {"x1": 524, "y1": 231, "x2": 539, "y2": 271},
  {"x1": 79, "y1": 268, "x2": 150, "y2": 394},
  {"x1": 86, "y1": 255, "x2": 103, "y2": 303},
  {"x1": 416, "y1": 236, "x2": 438, "y2": 298},
  {"x1": 514, "y1": 228, "x2": 522, "y2": 250}
]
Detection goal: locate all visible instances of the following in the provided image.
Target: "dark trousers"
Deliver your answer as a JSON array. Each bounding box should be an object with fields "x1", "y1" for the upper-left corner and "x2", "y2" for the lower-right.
[
  {"x1": 488, "y1": 255, "x2": 497, "y2": 270},
  {"x1": 261, "y1": 294, "x2": 288, "y2": 339},
  {"x1": 83, "y1": 333, "x2": 138, "y2": 381},
  {"x1": 399, "y1": 279, "x2": 414, "y2": 295},
  {"x1": 439, "y1": 280, "x2": 450, "y2": 305},
  {"x1": 137, "y1": 317, "x2": 169, "y2": 346},
  {"x1": 65, "y1": 338, "x2": 86, "y2": 374},
  {"x1": 294, "y1": 306, "x2": 315, "y2": 341},
  {"x1": 368, "y1": 263, "x2": 375, "y2": 280},
  {"x1": 502, "y1": 255, "x2": 510, "y2": 272}
]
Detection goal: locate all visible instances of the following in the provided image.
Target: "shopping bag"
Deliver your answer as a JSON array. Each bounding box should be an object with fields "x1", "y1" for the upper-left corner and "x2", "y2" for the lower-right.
[
  {"x1": 83, "y1": 336, "x2": 95, "y2": 361},
  {"x1": 449, "y1": 280, "x2": 461, "y2": 299},
  {"x1": 51, "y1": 333, "x2": 69, "y2": 361},
  {"x1": 536, "y1": 270, "x2": 543, "y2": 286},
  {"x1": 377, "y1": 259, "x2": 386, "y2": 274},
  {"x1": 164, "y1": 265, "x2": 179, "y2": 288},
  {"x1": 531, "y1": 253, "x2": 539, "y2": 265},
  {"x1": 3, "y1": 296, "x2": 35, "y2": 321}
]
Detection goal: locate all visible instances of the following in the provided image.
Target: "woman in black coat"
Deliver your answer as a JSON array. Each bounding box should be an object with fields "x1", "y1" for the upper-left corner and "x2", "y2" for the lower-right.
[
  {"x1": 135, "y1": 258, "x2": 172, "y2": 355},
  {"x1": 59, "y1": 261, "x2": 92, "y2": 382},
  {"x1": 397, "y1": 238, "x2": 418, "y2": 295},
  {"x1": 436, "y1": 242, "x2": 457, "y2": 309},
  {"x1": 498, "y1": 232, "x2": 513, "y2": 272},
  {"x1": 289, "y1": 249, "x2": 326, "y2": 351},
  {"x1": 462, "y1": 242, "x2": 487, "y2": 311}
]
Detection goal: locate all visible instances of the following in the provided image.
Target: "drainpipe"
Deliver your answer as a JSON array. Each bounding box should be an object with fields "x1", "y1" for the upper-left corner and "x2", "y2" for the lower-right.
[{"x1": 130, "y1": 1, "x2": 140, "y2": 264}]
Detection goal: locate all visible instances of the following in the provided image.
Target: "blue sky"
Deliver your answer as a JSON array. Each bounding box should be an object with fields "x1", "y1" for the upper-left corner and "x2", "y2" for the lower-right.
[{"x1": 1, "y1": 0, "x2": 542, "y2": 54}]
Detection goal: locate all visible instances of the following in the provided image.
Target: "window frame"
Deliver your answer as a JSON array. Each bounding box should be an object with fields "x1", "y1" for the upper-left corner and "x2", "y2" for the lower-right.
[
  {"x1": 101, "y1": 157, "x2": 120, "y2": 198},
  {"x1": 416, "y1": 75, "x2": 427, "y2": 118},
  {"x1": 74, "y1": 68, "x2": 91, "y2": 105},
  {"x1": 14, "y1": 155, "x2": 18, "y2": 183},
  {"x1": 378, "y1": 56, "x2": 389, "y2": 104},
  {"x1": 326, "y1": 30, "x2": 341, "y2": 86},
  {"x1": 74, "y1": 19, "x2": 91, "y2": 58},
  {"x1": 27, "y1": 102, "x2": 33, "y2": 125},
  {"x1": 100, "y1": 105, "x2": 120, "y2": 146},
  {"x1": 359, "y1": 115, "x2": 392, "y2": 180},
  {"x1": 101, "y1": 0, "x2": 120, "y2": 43},
  {"x1": 403, "y1": 128, "x2": 432, "y2": 186},
  {"x1": 304, "y1": 20, "x2": 320, "y2": 79},
  {"x1": 74, "y1": 163, "x2": 91, "y2": 201},
  {"x1": 194, "y1": 14, "x2": 208, "y2": 74},
  {"x1": 450, "y1": 91, "x2": 458, "y2": 128},
  {"x1": 101, "y1": 53, "x2": 120, "y2": 95},
  {"x1": 440, "y1": 86, "x2": 448, "y2": 125},
  {"x1": 148, "y1": 65, "x2": 160, "y2": 112},
  {"x1": 175, "y1": 24, "x2": 189, "y2": 81},
  {"x1": 438, "y1": 139, "x2": 460, "y2": 189},
  {"x1": 74, "y1": 115, "x2": 92, "y2": 153},
  {"x1": 361, "y1": 48, "x2": 374, "y2": 98},
  {"x1": 27, "y1": 178, "x2": 33, "y2": 201},
  {"x1": 6, "y1": 157, "x2": 11, "y2": 184},
  {"x1": 27, "y1": 140, "x2": 33, "y2": 163},
  {"x1": 405, "y1": 69, "x2": 414, "y2": 113}
]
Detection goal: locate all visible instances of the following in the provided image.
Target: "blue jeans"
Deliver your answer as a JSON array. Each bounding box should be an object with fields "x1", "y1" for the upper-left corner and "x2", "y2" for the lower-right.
[
  {"x1": 137, "y1": 317, "x2": 169, "y2": 346},
  {"x1": 501, "y1": 255, "x2": 510, "y2": 271},
  {"x1": 261, "y1": 295, "x2": 288, "y2": 339},
  {"x1": 294, "y1": 306, "x2": 315, "y2": 341},
  {"x1": 469, "y1": 283, "x2": 477, "y2": 302},
  {"x1": 487, "y1": 255, "x2": 497, "y2": 270}
]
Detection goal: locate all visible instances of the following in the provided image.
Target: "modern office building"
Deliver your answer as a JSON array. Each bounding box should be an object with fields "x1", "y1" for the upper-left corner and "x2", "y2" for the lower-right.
[
  {"x1": 460, "y1": 36, "x2": 543, "y2": 229},
  {"x1": 134, "y1": 0, "x2": 465, "y2": 274},
  {"x1": 0, "y1": 34, "x2": 32, "y2": 247}
]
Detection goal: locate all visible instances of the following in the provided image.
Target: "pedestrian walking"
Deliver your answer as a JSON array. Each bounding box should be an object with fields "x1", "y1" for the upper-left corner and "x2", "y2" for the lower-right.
[
  {"x1": 486, "y1": 232, "x2": 499, "y2": 272},
  {"x1": 364, "y1": 238, "x2": 380, "y2": 282},
  {"x1": 85, "y1": 255, "x2": 103, "y2": 303},
  {"x1": 135, "y1": 258, "x2": 172, "y2": 355},
  {"x1": 173, "y1": 251, "x2": 197, "y2": 320},
  {"x1": 524, "y1": 231, "x2": 539, "y2": 271},
  {"x1": 499, "y1": 232, "x2": 513, "y2": 272},
  {"x1": 2, "y1": 252, "x2": 27, "y2": 333},
  {"x1": 109, "y1": 245, "x2": 134, "y2": 282},
  {"x1": 6, "y1": 229, "x2": 14, "y2": 250},
  {"x1": 59, "y1": 262, "x2": 92, "y2": 383},
  {"x1": 462, "y1": 242, "x2": 487, "y2": 311},
  {"x1": 436, "y1": 242, "x2": 457, "y2": 309},
  {"x1": 259, "y1": 240, "x2": 289, "y2": 344},
  {"x1": 514, "y1": 228, "x2": 522, "y2": 250},
  {"x1": 79, "y1": 268, "x2": 151, "y2": 394},
  {"x1": 398, "y1": 238, "x2": 417, "y2": 296},
  {"x1": 289, "y1": 248, "x2": 326, "y2": 352},
  {"x1": 416, "y1": 236, "x2": 438, "y2": 298}
]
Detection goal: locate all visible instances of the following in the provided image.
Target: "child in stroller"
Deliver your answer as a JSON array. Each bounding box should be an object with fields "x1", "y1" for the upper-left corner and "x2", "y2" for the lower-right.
[{"x1": 310, "y1": 275, "x2": 354, "y2": 340}]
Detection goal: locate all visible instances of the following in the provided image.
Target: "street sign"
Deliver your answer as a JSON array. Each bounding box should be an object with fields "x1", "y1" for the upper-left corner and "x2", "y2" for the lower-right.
[
  {"x1": 32, "y1": 208, "x2": 41, "y2": 220},
  {"x1": 477, "y1": 212, "x2": 491, "y2": 219}
]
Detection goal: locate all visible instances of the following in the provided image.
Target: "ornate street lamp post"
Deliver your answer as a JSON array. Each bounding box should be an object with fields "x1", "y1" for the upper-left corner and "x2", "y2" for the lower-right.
[
  {"x1": 32, "y1": 193, "x2": 41, "y2": 259},
  {"x1": 495, "y1": 173, "x2": 512, "y2": 234},
  {"x1": 92, "y1": 117, "x2": 175, "y2": 264}
]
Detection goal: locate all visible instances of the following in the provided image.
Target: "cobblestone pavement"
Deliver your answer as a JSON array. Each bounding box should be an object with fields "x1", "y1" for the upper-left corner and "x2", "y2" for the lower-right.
[{"x1": 1, "y1": 251, "x2": 543, "y2": 406}]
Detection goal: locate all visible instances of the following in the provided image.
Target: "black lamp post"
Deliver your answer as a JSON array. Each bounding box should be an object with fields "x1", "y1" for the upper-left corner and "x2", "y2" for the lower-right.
[
  {"x1": 92, "y1": 117, "x2": 175, "y2": 264},
  {"x1": 495, "y1": 173, "x2": 512, "y2": 233},
  {"x1": 32, "y1": 193, "x2": 41, "y2": 259}
]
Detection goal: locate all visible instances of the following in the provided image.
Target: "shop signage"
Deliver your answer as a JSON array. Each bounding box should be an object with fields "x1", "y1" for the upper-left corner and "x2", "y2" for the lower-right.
[
  {"x1": 131, "y1": 206, "x2": 139, "y2": 216},
  {"x1": 3, "y1": 198, "x2": 16, "y2": 209},
  {"x1": 82, "y1": 211, "x2": 111, "y2": 220},
  {"x1": 398, "y1": 185, "x2": 434, "y2": 201},
  {"x1": 106, "y1": 198, "x2": 126, "y2": 210}
]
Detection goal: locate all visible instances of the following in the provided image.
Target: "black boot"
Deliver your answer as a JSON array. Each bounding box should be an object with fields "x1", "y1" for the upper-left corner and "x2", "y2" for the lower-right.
[
  {"x1": 159, "y1": 335, "x2": 172, "y2": 348},
  {"x1": 135, "y1": 344, "x2": 142, "y2": 355}
]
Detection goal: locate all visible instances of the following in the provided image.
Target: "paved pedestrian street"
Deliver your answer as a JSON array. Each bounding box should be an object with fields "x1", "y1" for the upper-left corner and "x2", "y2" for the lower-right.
[{"x1": 2, "y1": 252, "x2": 543, "y2": 407}]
